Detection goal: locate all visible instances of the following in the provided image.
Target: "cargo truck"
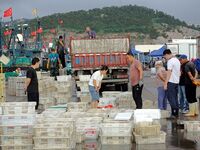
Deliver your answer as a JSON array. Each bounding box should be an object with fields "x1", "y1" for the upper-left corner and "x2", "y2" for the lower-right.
[{"x1": 69, "y1": 35, "x2": 130, "y2": 91}]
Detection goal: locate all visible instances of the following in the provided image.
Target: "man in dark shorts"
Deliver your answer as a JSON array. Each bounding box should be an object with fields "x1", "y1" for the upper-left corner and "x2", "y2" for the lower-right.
[{"x1": 25, "y1": 57, "x2": 40, "y2": 109}]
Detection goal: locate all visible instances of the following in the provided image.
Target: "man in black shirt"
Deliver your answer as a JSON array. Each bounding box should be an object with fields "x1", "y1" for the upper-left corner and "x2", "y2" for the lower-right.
[
  {"x1": 56, "y1": 35, "x2": 66, "y2": 68},
  {"x1": 179, "y1": 55, "x2": 198, "y2": 117},
  {"x1": 25, "y1": 57, "x2": 40, "y2": 109}
]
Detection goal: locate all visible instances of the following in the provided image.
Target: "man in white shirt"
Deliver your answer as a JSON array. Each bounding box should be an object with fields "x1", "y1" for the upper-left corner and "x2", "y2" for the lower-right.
[
  {"x1": 163, "y1": 49, "x2": 181, "y2": 118},
  {"x1": 89, "y1": 65, "x2": 108, "y2": 108}
]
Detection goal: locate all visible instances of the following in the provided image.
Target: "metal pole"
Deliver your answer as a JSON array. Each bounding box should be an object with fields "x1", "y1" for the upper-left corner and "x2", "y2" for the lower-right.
[{"x1": 0, "y1": 17, "x2": 2, "y2": 56}]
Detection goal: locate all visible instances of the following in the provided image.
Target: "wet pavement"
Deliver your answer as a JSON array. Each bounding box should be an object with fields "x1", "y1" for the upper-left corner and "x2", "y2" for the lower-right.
[{"x1": 5, "y1": 72, "x2": 200, "y2": 150}]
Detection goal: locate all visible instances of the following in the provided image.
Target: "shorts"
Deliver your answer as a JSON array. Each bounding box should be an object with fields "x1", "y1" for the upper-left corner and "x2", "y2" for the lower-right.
[
  {"x1": 89, "y1": 85, "x2": 100, "y2": 101},
  {"x1": 27, "y1": 92, "x2": 39, "y2": 110}
]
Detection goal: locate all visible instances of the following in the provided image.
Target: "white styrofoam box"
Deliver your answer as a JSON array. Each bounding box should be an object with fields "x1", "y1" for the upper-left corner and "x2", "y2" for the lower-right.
[
  {"x1": 63, "y1": 112, "x2": 86, "y2": 119},
  {"x1": 0, "y1": 135, "x2": 33, "y2": 145},
  {"x1": 0, "y1": 125, "x2": 33, "y2": 135},
  {"x1": 102, "y1": 144, "x2": 132, "y2": 150},
  {"x1": 133, "y1": 131, "x2": 166, "y2": 145},
  {"x1": 1, "y1": 102, "x2": 36, "y2": 115},
  {"x1": 136, "y1": 144, "x2": 166, "y2": 150},
  {"x1": 100, "y1": 135, "x2": 132, "y2": 145},
  {"x1": 76, "y1": 127, "x2": 99, "y2": 140},
  {"x1": 184, "y1": 121, "x2": 200, "y2": 132},
  {"x1": 76, "y1": 133, "x2": 85, "y2": 144},
  {"x1": 57, "y1": 75, "x2": 72, "y2": 82},
  {"x1": 41, "y1": 109, "x2": 66, "y2": 118},
  {"x1": 102, "y1": 91, "x2": 122, "y2": 98},
  {"x1": 34, "y1": 124, "x2": 73, "y2": 137},
  {"x1": 15, "y1": 77, "x2": 26, "y2": 90},
  {"x1": 83, "y1": 140, "x2": 100, "y2": 150},
  {"x1": 0, "y1": 145, "x2": 33, "y2": 150},
  {"x1": 67, "y1": 102, "x2": 89, "y2": 112},
  {"x1": 100, "y1": 122, "x2": 133, "y2": 136},
  {"x1": 33, "y1": 137, "x2": 71, "y2": 149},
  {"x1": 98, "y1": 97, "x2": 118, "y2": 107},
  {"x1": 8, "y1": 77, "x2": 16, "y2": 96},
  {"x1": 39, "y1": 97, "x2": 56, "y2": 105},
  {"x1": 134, "y1": 109, "x2": 161, "y2": 122},
  {"x1": 0, "y1": 114, "x2": 36, "y2": 125},
  {"x1": 184, "y1": 132, "x2": 200, "y2": 141},
  {"x1": 78, "y1": 75, "x2": 91, "y2": 81},
  {"x1": 134, "y1": 121, "x2": 161, "y2": 136}
]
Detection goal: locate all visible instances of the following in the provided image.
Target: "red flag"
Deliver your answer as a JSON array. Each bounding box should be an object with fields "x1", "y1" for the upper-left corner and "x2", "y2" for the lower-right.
[
  {"x1": 3, "y1": 8, "x2": 12, "y2": 17},
  {"x1": 31, "y1": 31, "x2": 36, "y2": 36},
  {"x1": 37, "y1": 27, "x2": 43, "y2": 33},
  {"x1": 4, "y1": 30, "x2": 12, "y2": 36}
]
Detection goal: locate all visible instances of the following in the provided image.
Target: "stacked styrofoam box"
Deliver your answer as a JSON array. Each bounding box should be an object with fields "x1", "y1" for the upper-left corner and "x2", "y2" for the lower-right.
[
  {"x1": 118, "y1": 92, "x2": 136, "y2": 109},
  {"x1": 100, "y1": 121, "x2": 133, "y2": 145},
  {"x1": 34, "y1": 112, "x2": 76, "y2": 150},
  {"x1": 8, "y1": 77, "x2": 16, "y2": 96},
  {"x1": 39, "y1": 97, "x2": 56, "y2": 110},
  {"x1": 0, "y1": 102, "x2": 36, "y2": 150},
  {"x1": 86, "y1": 108, "x2": 110, "y2": 118},
  {"x1": 15, "y1": 77, "x2": 26, "y2": 97},
  {"x1": 76, "y1": 140, "x2": 101, "y2": 150},
  {"x1": 38, "y1": 76, "x2": 55, "y2": 98},
  {"x1": 76, "y1": 81, "x2": 89, "y2": 92},
  {"x1": 0, "y1": 74, "x2": 6, "y2": 102},
  {"x1": 55, "y1": 81, "x2": 72, "y2": 104},
  {"x1": 184, "y1": 121, "x2": 200, "y2": 132},
  {"x1": 75, "y1": 117, "x2": 103, "y2": 143},
  {"x1": 67, "y1": 102, "x2": 89, "y2": 112},
  {"x1": 77, "y1": 75, "x2": 91, "y2": 103},
  {"x1": 98, "y1": 97, "x2": 118, "y2": 108},
  {"x1": 160, "y1": 110, "x2": 170, "y2": 119},
  {"x1": 133, "y1": 121, "x2": 166, "y2": 144},
  {"x1": 79, "y1": 91, "x2": 91, "y2": 103}
]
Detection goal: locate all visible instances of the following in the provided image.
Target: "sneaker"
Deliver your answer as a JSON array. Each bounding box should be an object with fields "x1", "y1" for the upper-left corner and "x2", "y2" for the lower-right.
[{"x1": 181, "y1": 110, "x2": 189, "y2": 114}]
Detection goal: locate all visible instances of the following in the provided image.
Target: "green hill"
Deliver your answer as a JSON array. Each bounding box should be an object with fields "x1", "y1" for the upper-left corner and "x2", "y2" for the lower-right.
[{"x1": 28, "y1": 5, "x2": 198, "y2": 39}]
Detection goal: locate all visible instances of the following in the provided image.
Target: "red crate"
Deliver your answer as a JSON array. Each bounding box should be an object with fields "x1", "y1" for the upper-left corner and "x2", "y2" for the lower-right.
[{"x1": 72, "y1": 53, "x2": 128, "y2": 69}]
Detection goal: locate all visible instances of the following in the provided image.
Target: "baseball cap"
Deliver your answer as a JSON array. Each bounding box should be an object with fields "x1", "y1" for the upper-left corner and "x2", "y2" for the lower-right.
[{"x1": 179, "y1": 54, "x2": 187, "y2": 59}]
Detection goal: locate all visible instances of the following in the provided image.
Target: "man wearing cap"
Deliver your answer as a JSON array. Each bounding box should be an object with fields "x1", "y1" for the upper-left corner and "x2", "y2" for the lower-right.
[
  {"x1": 163, "y1": 49, "x2": 180, "y2": 118},
  {"x1": 178, "y1": 54, "x2": 189, "y2": 114},
  {"x1": 127, "y1": 50, "x2": 143, "y2": 109},
  {"x1": 179, "y1": 54, "x2": 199, "y2": 116}
]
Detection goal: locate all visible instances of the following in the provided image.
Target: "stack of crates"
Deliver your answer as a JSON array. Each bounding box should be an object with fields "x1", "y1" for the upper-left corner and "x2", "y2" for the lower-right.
[
  {"x1": 100, "y1": 121, "x2": 133, "y2": 145},
  {"x1": 0, "y1": 102, "x2": 36, "y2": 150},
  {"x1": 55, "y1": 81, "x2": 73, "y2": 104},
  {"x1": 98, "y1": 97, "x2": 118, "y2": 108},
  {"x1": 133, "y1": 121, "x2": 166, "y2": 144},
  {"x1": 118, "y1": 92, "x2": 136, "y2": 109},
  {"x1": 67, "y1": 102, "x2": 89, "y2": 112},
  {"x1": 77, "y1": 75, "x2": 91, "y2": 103},
  {"x1": 184, "y1": 121, "x2": 200, "y2": 132},
  {"x1": 184, "y1": 121, "x2": 200, "y2": 141},
  {"x1": 15, "y1": 77, "x2": 26, "y2": 97},
  {"x1": 0, "y1": 74, "x2": 6, "y2": 102},
  {"x1": 75, "y1": 117, "x2": 103, "y2": 143},
  {"x1": 33, "y1": 117, "x2": 76, "y2": 150},
  {"x1": 8, "y1": 77, "x2": 16, "y2": 96}
]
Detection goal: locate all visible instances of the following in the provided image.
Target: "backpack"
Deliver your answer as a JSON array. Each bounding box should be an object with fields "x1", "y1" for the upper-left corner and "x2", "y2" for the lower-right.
[
  {"x1": 49, "y1": 54, "x2": 59, "y2": 68},
  {"x1": 193, "y1": 58, "x2": 200, "y2": 73}
]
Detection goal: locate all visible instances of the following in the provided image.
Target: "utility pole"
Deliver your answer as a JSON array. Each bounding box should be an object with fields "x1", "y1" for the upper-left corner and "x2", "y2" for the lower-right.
[{"x1": 0, "y1": 17, "x2": 2, "y2": 56}]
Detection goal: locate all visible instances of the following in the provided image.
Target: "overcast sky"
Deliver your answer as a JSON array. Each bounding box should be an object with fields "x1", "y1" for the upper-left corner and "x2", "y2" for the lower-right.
[{"x1": 1, "y1": 0, "x2": 199, "y2": 25}]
